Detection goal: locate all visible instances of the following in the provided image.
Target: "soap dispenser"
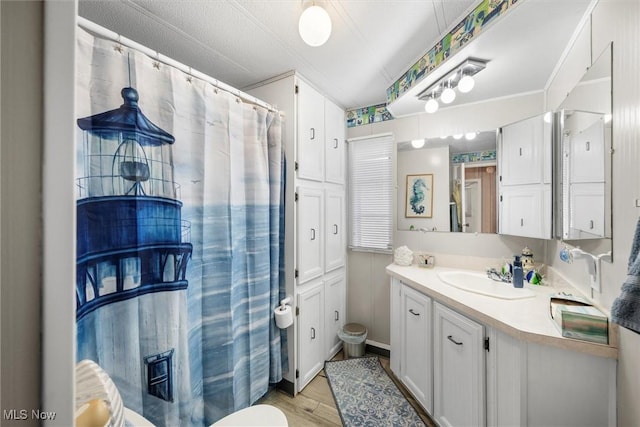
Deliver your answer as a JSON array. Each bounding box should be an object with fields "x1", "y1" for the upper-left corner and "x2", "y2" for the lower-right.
[{"x1": 512, "y1": 255, "x2": 524, "y2": 288}]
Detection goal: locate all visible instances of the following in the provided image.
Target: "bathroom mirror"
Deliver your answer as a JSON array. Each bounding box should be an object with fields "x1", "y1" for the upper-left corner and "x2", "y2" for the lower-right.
[
  {"x1": 554, "y1": 44, "x2": 612, "y2": 256},
  {"x1": 396, "y1": 131, "x2": 497, "y2": 233}
]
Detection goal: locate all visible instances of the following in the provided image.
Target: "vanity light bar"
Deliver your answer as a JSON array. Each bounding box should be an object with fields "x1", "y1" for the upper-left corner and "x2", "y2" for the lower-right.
[{"x1": 417, "y1": 58, "x2": 488, "y2": 101}]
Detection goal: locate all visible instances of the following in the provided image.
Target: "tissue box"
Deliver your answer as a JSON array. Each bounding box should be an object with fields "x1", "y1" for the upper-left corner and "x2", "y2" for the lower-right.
[{"x1": 549, "y1": 294, "x2": 609, "y2": 345}]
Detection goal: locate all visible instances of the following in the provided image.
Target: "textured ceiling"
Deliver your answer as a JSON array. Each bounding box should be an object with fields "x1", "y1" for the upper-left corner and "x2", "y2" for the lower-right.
[
  {"x1": 78, "y1": 0, "x2": 591, "y2": 114},
  {"x1": 78, "y1": 0, "x2": 477, "y2": 109}
]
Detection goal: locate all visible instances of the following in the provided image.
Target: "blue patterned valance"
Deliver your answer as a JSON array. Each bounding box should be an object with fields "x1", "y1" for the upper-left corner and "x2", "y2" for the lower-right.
[{"x1": 451, "y1": 150, "x2": 496, "y2": 164}]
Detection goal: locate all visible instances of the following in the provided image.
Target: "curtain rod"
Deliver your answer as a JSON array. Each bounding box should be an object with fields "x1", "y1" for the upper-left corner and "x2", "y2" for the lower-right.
[{"x1": 77, "y1": 16, "x2": 280, "y2": 113}]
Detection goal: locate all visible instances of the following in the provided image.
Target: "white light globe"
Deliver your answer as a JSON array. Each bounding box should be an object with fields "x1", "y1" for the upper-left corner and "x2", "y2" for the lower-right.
[
  {"x1": 299, "y1": 5, "x2": 332, "y2": 47},
  {"x1": 458, "y1": 75, "x2": 475, "y2": 93},
  {"x1": 441, "y1": 86, "x2": 456, "y2": 104},
  {"x1": 411, "y1": 139, "x2": 425, "y2": 149},
  {"x1": 465, "y1": 132, "x2": 477, "y2": 140},
  {"x1": 424, "y1": 98, "x2": 439, "y2": 113},
  {"x1": 452, "y1": 134, "x2": 463, "y2": 140}
]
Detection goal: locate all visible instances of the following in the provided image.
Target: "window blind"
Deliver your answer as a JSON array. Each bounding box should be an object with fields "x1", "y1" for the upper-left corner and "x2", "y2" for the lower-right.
[{"x1": 348, "y1": 134, "x2": 394, "y2": 251}]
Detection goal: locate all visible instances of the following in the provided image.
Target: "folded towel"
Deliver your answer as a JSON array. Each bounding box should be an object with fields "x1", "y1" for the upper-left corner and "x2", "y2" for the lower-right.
[{"x1": 611, "y1": 217, "x2": 640, "y2": 334}]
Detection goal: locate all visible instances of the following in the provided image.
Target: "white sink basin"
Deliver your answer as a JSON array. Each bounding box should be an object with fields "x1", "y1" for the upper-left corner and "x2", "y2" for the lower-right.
[{"x1": 437, "y1": 270, "x2": 536, "y2": 300}]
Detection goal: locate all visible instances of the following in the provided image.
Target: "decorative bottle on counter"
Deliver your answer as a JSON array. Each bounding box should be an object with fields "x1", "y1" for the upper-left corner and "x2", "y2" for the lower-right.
[{"x1": 512, "y1": 255, "x2": 524, "y2": 288}]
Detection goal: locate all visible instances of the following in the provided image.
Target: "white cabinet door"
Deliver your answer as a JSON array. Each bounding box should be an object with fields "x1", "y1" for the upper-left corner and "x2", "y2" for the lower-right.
[
  {"x1": 324, "y1": 100, "x2": 345, "y2": 184},
  {"x1": 324, "y1": 189, "x2": 345, "y2": 272},
  {"x1": 569, "y1": 182, "x2": 605, "y2": 237},
  {"x1": 434, "y1": 302, "x2": 485, "y2": 427},
  {"x1": 297, "y1": 282, "x2": 324, "y2": 391},
  {"x1": 401, "y1": 284, "x2": 433, "y2": 415},
  {"x1": 297, "y1": 79, "x2": 325, "y2": 182},
  {"x1": 569, "y1": 118, "x2": 605, "y2": 183},
  {"x1": 324, "y1": 273, "x2": 345, "y2": 359},
  {"x1": 499, "y1": 185, "x2": 550, "y2": 239},
  {"x1": 500, "y1": 115, "x2": 545, "y2": 186},
  {"x1": 297, "y1": 186, "x2": 324, "y2": 284}
]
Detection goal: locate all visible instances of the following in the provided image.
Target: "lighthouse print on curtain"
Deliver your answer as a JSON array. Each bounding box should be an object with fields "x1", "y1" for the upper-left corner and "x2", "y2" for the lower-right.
[{"x1": 75, "y1": 27, "x2": 286, "y2": 426}]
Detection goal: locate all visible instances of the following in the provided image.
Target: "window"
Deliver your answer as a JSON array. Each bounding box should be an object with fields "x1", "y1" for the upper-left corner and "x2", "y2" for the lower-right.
[
  {"x1": 144, "y1": 349, "x2": 174, "y2": 402},
  {"x1": 348, "y1": 133, "x2": 394, "y2": 251}
]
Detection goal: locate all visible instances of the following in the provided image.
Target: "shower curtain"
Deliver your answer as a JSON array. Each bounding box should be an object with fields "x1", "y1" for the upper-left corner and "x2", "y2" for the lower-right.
[{"x1": 74, "y1": 27, "x2": 285, "y2": 426}]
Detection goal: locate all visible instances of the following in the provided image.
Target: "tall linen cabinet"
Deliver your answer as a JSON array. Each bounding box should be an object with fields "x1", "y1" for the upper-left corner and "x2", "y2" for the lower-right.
[{"x1": 247, "y1": 72, "x2": 347, "y2": 393}]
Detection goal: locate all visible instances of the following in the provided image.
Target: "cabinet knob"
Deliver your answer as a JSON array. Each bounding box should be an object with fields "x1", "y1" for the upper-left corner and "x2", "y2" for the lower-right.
[
  {"x1": 333, "y1": 224, "x2": 338, "y2": 235},
  {"x1": 310, "y1": 127, "x2": 315, "y2": 140},
  {"x1": 311, "y1": 327, "x2": 316, "y2": 339},
  {"x1": 408, "y1": 308, "x2": 420, "y2": 316},
  {"x1": 333, "y1": 138, "x2": 338, "y2": 149},
  {"x1": 447, "y1": 335, "x2": 463, "y2": 346},
  {"x1": 310, "y1": 228, "x2": 316, "y2": 240},
  {"x1": 590, "y1": 220, "x2": 594, "y2": 229},
  {"x1": 335, "y1": 310, "x2": 339, "y2": 321}
]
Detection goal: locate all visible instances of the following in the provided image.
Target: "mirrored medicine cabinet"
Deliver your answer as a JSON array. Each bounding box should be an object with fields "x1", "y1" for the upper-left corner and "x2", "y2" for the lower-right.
[
  {"x1": 553, "y1": 44, "x2": 613, "y2": 258},
  {"x1": 498, "y1": 43, "x2": 612, "y2": 257}
]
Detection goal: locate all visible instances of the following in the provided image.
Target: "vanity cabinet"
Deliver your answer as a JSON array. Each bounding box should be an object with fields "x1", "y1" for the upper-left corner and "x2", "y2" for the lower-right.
[
  {"x1": 388, "y1": 269, "x2": 617, "y2": 427},
  {"x1": 498, "y1": 113, "x2": 552, "y2": 239},
  {"x1": 433, "y1": 302, "x2": 485, "y2": 427}
]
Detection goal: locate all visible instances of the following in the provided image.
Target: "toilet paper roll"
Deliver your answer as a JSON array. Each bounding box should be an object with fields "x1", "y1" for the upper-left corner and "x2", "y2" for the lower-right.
[{"x1": 274, "y1": 305, "x2": 293, "y2": 329}]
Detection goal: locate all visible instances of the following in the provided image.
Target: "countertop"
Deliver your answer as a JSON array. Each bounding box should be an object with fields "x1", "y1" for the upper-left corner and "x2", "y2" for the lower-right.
[{"x1": 386, "y1": 263, "x2": 618, "y2": 359}]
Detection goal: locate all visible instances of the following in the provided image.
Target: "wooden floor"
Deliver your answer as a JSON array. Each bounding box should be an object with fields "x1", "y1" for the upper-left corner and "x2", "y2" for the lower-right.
[{"x1": 258, "y1": 351, "x2": 437, "y2": 427}]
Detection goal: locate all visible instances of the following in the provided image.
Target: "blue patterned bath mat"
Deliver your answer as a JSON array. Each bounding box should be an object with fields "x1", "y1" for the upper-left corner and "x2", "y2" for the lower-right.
[{"x1": 324, "y1": 356, "x2": 426, "y2": 426}]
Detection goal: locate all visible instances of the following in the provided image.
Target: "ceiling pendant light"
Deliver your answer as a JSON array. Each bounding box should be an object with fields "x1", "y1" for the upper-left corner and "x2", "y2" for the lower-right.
[
  {"x1": 452, "y1": 134, "x2": 463, "y2": 140},
  {"x1": 465, "y1": 132, "x2": 477, "y2": 140},
  {"x1": 440, "y1": 81, "x2": 456, "y2": 104},
  {"x1": 299, "y1": 5, "x2": 332, "y2": 47}
]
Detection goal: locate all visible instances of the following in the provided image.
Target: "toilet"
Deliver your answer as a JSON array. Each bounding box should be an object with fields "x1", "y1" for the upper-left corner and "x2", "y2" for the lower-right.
[{"x1": 210, "y1": 404, "x2": 288, "y2": 426}]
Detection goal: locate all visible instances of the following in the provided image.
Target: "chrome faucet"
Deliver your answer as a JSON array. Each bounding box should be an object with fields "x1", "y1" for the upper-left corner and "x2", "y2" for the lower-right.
[{"x1": 486, "y1": 267, "x2": 512, "y2": 283}]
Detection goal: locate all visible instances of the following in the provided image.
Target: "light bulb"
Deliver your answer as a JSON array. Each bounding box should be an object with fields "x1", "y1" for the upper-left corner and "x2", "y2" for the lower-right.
[
  {"x1": 440, "y1": 135, "x2": 448, "y2": 139},
  {"x1": 465, "y1": 132, "x2": 477, "y2": 140},
  {"x1": 299, "y1": 5, "x2": 332, "y2": 47},
  {"x1": 411, "y1": 139, "x2": 425, "y2": 149},
  {"x1": 441, "y1": 86, "x2": 456, "y2": 104},
  {"x1": 458, "y1": 75, "x2": 475, "y2": 93},
  {"x1": 453, "y1": 134, "x2": 463, "y2": 140},
  {"x1": 424, "y1": 98, "x2": 439, "y2": 113}
]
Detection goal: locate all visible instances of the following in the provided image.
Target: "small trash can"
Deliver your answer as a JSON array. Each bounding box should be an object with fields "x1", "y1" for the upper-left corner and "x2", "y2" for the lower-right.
[{"x1": 338, "y1": 323, "x2": 368, "y2": 358}]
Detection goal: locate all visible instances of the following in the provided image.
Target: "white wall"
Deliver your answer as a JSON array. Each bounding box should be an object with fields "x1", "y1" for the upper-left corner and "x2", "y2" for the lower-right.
[
  {"x1": 545, "y1": 2, "x2": 640, "y2": 426},
  {"x1": 1, "y1": 2, "x2": 43, "y2": 425}
]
